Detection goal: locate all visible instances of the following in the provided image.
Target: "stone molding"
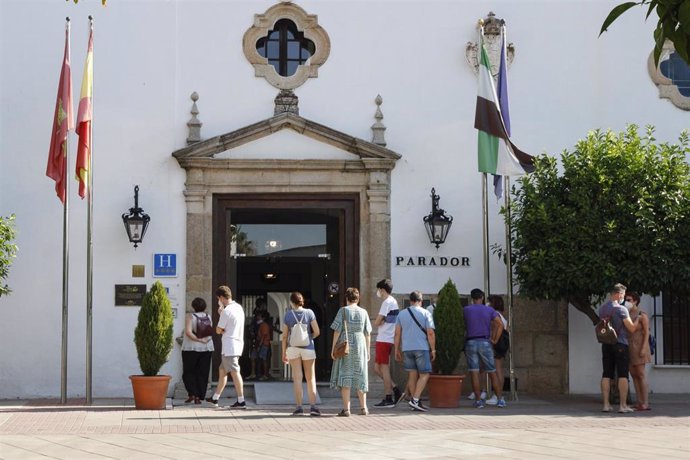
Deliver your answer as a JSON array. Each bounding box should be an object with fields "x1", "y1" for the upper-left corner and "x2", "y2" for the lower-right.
[
  {"x1": 242, "y1": 2, "x2": 331, "y2": 90},
  {"x1": 647, "y1": 42, "x2": 690, "y2": 111}
]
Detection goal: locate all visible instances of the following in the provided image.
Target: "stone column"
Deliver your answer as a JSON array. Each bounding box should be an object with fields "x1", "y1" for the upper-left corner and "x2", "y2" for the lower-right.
[{"x1": 183, "y1": 168, "x2": 210, "y2": 310}]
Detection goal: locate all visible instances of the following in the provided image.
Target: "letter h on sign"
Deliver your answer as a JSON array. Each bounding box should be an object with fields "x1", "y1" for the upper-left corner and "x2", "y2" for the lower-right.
[{"x1": 153, "y1": 253, "x2": 177, "y2": 277}]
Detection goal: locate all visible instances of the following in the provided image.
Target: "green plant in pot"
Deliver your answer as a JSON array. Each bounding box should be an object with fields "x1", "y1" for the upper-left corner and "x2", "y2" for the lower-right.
[
  {"x1": 428, "y1": 278, "x2": 465, "y2": 407},
  {"x1": 130, "y1": 281, "x2": 174, "y2": 409}
]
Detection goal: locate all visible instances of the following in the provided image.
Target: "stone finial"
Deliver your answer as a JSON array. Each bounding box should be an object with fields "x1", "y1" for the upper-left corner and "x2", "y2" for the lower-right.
[
  {"x1": 370, "y1": 94, "x2": 387, "y2": 147},
  {"x1": 274, "y1": 89, "x2": 299, "y2": 115},
  {"x1": 186, "y1": 92, "x2": 202, "y2": 145}
]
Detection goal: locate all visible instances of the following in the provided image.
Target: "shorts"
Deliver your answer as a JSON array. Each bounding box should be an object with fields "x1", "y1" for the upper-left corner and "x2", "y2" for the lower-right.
[
  {"x1": 375, "y1": 341, "x2": 393, "y2": 365},
  {"x1": 465, "y1": 339, "x2": 496, "y2": 373},
  {"x1": 221, "y1": 355, "x2": 240, "y2": 373},
  {"x1": 601, "y1": 343, "x2": 629, "y2": 379},
  {"x1": 250, "y1": 345, "x2": 270, "y2": 360},
  {"x1": 285, "y1": 347, "x2": 316, "y2": 361},
  {"x1": 402, "y1": 350, "x2": 432, "y2": 374}
]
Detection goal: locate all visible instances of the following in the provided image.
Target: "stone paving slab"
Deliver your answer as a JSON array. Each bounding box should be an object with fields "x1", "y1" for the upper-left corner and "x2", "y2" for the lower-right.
[{"x1": 0, "y1": 395, "x2": 688, "y2": 459}]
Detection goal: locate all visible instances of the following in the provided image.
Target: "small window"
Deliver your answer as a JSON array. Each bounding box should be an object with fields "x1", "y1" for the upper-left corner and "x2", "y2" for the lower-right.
[
  {"x1": 256, "y1": 19, "x2": 316, "y2": 77},
  {"x1": 661, "y1": 289, "x2": 690, "y2": 365},
  {"x1": 660, "y1": 52, "x2": 690, "y2": 97}
]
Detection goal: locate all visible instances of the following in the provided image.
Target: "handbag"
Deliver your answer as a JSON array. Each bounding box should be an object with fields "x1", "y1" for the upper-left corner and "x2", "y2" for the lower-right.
[
  {"x1": 333, "y1": 309, "x2": 350, "y2": 359},
  {"x1": 289, "y1": 310, "x2": 310, "y2": 347}
]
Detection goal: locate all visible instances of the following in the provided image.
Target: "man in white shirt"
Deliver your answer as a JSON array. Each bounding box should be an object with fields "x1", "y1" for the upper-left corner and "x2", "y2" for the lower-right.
[
  {"x1": 373, "y1": 279, "x2": 402, "y2": 408},
  {"x1": 205, "y1": 285, "x2": 246, "y2": 409}
]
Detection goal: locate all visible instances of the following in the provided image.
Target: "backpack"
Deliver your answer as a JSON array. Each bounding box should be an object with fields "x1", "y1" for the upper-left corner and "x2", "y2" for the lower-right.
[
  {"x1": 649, "y1": 334, "x2": 656, "y2": 355},
  {"x1": 289, "y1": 310, "x2": 310, "y2": 347},
  {"x1": 194, "y1": 313, "x2": 213, "y2": 339},
  {"x1": 595, "y1": 316, "x2": 618, "y2": 344}
]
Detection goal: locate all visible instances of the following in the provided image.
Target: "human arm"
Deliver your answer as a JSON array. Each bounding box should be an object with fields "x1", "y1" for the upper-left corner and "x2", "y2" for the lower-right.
[
  {"x1": 184, "y1": 314, "x2": 199, "y2": 341},
  {"x1": 490, "y1": 315, "x2": 504, "y2": 344},
  {"x1": 281, "y1": 323, "x2": 289, "y2": 363},
  {"x1": 640, "y1": 313, "x2": 650, "y2": 357},
  {"x1": 394, "y1": 324, "x2": 402, "y2": 362},
  {"x1": 216, "y1": 307, "x2": 227, "y2": 336},
  {"x1": 622, "y1": 316, "x2": 639, "y2": 334},
  {"x1": 330, "y1": 330, "x2": 340, "y2": 360},
  {"x1": 374, "y1": 314, "x2": 386, "y2": 328},
  {"x1": 365, "y1": 331, "x2": 371, "y2": 362},
  {"x1": 310, "y1": 318, "x2": 320, "y2": 339},
  {"x1": 427, "y1": 328, "x2": 436, "y2": 361}
]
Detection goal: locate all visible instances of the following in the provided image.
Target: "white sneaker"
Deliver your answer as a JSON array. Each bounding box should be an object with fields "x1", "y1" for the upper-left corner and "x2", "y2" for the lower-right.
[
  {"x1": 486, "y1": 395, "x2": 498, "y2": 406},
  {"x1": 467, "y1": 391, "x2": 487, "y2": 401}
]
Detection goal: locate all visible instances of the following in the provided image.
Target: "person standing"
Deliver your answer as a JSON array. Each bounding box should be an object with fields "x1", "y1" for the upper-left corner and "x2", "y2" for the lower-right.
[
  {"x1": 181, "y1": 297, "x2": 214, "y2": 404},
  {"x1": 330, "y1": 287, "x2": 372, "y2": 417},
  {"x1": 464, "y1": 288, "x2": 506, "y2": 409},
  {"x1": 373, "y1": 279, "x2": 402, "y2": 408},
  {"x1": 206, "y1": 285, "x2": 246, "y2": 409},
  {"x1": 282, "y1": 291, "x2": 321, "y2": 416},
  {"x1": 394, "y1": 291, "x2": 435, "y2": 412},
  {"x1": 626, "y1": 291, "x2": 652, "y2": 411},
  {"x1": 486, "y1": 295, "x2": 509, "y2": 406},
  {"x1": 598, "y1": 283, "x2": 640, "y2": 413}
]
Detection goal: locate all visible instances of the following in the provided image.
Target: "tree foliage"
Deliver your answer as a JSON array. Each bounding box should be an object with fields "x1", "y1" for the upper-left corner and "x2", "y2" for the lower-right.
[
  {"x1": 433, "y1": 279, "x2": 465, "y2": 374},
  {"x1": 509, "y1": 125, "x2": 690, "y2": 324},
  {"x1": 600, "y1": 0, "x2": 690, "y2": 65},
  {"x1": 134, "y1": 281, "x2": 174, "y2": 376},
  {"x1": 0, "y1": 215, "x2": 18, "y2": 298}
]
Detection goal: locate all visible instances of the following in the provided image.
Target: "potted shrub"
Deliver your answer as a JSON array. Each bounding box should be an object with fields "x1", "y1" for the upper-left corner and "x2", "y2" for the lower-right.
[
  {"x1": 130, "y1": 281, "x2": 174, "y2": 409},
  {"x1": 428, "y1": 278, "x2": 465, "y2": 408}
]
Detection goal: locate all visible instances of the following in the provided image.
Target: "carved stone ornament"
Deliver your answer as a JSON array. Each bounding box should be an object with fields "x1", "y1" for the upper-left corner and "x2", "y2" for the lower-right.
[
  {"x1": 466, "y1": 12, "x2": 515, "y2": 77},
  {"x1": 647, "y1": 41, "x2": 690, "y2": 111},
  {"x1": 243, "y1": 2, "x2": 331, "y2": 90}
]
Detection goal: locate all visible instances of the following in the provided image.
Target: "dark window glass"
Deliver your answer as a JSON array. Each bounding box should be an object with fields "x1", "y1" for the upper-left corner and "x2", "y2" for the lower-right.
[
  {"x1": 255, "y1": 18, "x2": 316, "y2": 77},
  {"x1": 660, "y1": 52, "x2": 690, "y2": 97},
  {"x1": 661, "y1": 288, "x2": 690, "y2": 365}
]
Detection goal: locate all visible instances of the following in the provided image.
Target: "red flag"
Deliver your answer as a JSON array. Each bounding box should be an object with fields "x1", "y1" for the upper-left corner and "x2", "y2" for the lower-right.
[
  {"x1": 46, "y1": 21, "x2": 74, "y2": 203},
  {"x1": 76, "y1": 23, "x2": 93, "y2": 199}
]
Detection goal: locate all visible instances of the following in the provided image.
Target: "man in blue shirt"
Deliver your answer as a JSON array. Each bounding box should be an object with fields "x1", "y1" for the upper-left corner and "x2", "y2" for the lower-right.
[
  {"x1": 463, "y1": 288, "x2": 505, "y2": 408},
  {"x1": 394, "y1": 291, "x2": 435, "y2": 412}
]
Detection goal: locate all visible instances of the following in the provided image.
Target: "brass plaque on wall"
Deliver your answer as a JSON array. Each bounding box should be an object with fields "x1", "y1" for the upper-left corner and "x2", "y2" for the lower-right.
[
  {"x1": 132, "y1": 265, "x2": 145, "y2": 277},
  {"x1": 115, "y1": 284, "x2": 146, "y2": 306}
]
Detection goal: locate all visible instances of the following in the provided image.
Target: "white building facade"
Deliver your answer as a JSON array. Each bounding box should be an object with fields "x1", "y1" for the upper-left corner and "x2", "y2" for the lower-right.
[{"x1": 1, "y1": 0, "x2": 688, "y2": 398}]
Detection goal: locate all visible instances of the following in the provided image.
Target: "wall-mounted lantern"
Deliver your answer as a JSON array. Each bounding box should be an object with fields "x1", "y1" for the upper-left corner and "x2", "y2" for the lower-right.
[
  {"x1": 121, "y1": 185, "x2": 150, "y2": 249},
  {"x1": 423, "y1": 187, "x2": 453, "y2": 249}
]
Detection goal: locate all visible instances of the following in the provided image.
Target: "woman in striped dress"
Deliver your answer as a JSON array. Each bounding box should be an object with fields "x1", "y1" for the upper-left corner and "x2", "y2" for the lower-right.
[{"x1": 330, "y1": 287, "x2": 372, "y2": 416}]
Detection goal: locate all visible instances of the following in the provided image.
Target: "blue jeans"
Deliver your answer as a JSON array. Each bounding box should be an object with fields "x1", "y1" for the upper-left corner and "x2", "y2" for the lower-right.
[
  {"x1": 403, "y1": 350, "x2": 432, "y2": 374},
  {"x1": 465, "y1": 339, "x2": 496, "y2": 372}
]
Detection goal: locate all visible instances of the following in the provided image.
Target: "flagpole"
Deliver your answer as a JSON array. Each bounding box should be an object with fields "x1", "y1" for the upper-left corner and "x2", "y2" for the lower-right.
[
  {"x1": 504, "y1": 175, "x2": 518, "y2": 401},
  {"x1": 85, "y1": 15, "x2": 94, "y2": 405},
  {"x1": 478, "y1": 23, "x2": 491, "y2": 299},
  {"x1": 60, "y1": 17, "x2": 72, "y2": 405}
]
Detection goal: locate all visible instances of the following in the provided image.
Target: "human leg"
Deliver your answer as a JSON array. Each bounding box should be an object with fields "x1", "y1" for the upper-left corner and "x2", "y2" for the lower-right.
[
  {"x1": 340, "y1": 387, "x2": 351, "y2": 412},
  {"x1": 302, "y1": 358, "x2": 317, "y2": 406},
  {"x1": 289, "y1": 357, "x2": 304, "y2": 406},
  {"x1": 601, "y1": 344, "x2": 615, "y2": 411},
  {"x1": 600, "y1": 378, "x2": 611, "y2": 411},
  {"x1": 477, "y1": 341, "x2": 500, "y2": 399},
  {"x1": 356, "y1": 389, "x2": 368, "y2": 413},
  {"x1": 181, "y1": 351, "x2": 197, "y2": 400},
  {"x1": 614, "y1": 344, "x2": 631, "y2": 412},
  {"x1": 197, "y1": 351, "x2": 213, "y2": 400}
]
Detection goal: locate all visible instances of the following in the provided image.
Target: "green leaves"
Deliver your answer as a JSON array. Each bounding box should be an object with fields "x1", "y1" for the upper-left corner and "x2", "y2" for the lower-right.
[
  {"x1": 433, "y1": 279, "x2": 465, "y2": 375},
  {"x1": 509, "y1": 126, "x2": 690, "y2": 316},
  {"x1": 0, "y1": 214, "x2": 18, "y2": 297},
  {"x1": 134, "y1": 281, "x2": 174, "y2": 376},
  {"x1": 600, "y1": 0, "x2": 690, "y2": 65}
]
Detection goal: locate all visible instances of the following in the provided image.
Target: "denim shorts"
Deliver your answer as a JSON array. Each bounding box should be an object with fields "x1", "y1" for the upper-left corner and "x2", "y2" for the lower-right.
[
  {"x1": 403, "y1": 350, "x2": 432, "y2": 374},
  {"x1": 465, "y1": 339, "x2": 496, "y2": 373}
]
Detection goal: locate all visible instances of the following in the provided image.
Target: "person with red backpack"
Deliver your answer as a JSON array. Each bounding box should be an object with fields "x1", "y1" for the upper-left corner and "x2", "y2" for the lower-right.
[
  {"x1": 181, "y1": 297, "x2": 214, "y2": 404},
  {"x1": 598, "y1": 283, "x2": 641, "y2": 413}
]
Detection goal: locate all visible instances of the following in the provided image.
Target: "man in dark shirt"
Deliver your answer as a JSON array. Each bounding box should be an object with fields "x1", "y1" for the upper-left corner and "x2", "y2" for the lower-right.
[
  {"x1": 463, "y1": 288, "x2": 505, "y2": 408},
  {"x1": 598, "y1": 283, "x2": 640, "y2": 413}
]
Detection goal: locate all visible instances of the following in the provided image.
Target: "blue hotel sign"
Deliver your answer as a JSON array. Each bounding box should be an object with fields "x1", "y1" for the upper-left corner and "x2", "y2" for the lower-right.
[{"x1": 153, "y1": 253, "x2": 177, "y2": 277}]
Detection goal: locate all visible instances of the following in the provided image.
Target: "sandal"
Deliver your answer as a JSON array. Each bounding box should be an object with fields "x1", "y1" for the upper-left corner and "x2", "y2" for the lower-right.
[
  {"x1": 337, "y1": 409, "x2": 350, "y2": 417},
  {"x1": 360, "y1": 407, "x2": 369, "y2": 416}
]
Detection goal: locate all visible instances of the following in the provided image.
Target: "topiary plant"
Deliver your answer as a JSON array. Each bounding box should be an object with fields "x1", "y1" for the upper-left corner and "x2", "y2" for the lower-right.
[
  {"x1": 433, "y1": 279, "x2": 465, "y2": 375},
  {"x1": 134, "y1": 281, "x2": 174, "y2": 376}
]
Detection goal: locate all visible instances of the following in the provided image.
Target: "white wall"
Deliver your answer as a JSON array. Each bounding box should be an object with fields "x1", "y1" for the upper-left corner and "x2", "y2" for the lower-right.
[{"x1": 1, "y1": 0, "x2": 688, "y2": 397}]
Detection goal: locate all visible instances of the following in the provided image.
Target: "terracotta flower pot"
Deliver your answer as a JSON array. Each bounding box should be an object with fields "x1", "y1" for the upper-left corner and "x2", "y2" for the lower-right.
[
  {"x1": 130, "y1": 375, "x2": 171, "y2": 410},
  {"x1": 427, "y1": 373, "x2": 465, "y2": 408}
]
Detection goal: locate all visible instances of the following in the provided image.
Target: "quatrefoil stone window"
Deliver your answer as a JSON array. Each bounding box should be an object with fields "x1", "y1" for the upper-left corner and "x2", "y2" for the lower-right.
[{"x1": 243, "y1": 2, "x2": 330, "y2": 90}]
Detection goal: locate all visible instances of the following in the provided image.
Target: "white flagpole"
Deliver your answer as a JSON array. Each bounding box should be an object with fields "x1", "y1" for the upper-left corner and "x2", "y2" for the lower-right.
[
  {"x1": 60, "y1": 17, "x2": 72, "y2": 405},
  {"x1": 85, "y1": 15, "x2": 94, "y2": 405}
]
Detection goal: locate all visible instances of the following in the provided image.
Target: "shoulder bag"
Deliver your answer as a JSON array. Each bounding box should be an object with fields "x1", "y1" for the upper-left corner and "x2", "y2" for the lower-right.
[{"x1": 333, "y1": 309, "x2": 350, "y2": 359}]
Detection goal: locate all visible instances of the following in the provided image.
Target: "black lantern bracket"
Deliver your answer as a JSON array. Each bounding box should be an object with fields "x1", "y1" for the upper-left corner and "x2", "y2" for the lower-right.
[
  {"x1": 121, "y1": 185, "x2": 150, "y2": 249},
  {"x1": 423, "y1": 187, "x2": 453, "y2": 249}
]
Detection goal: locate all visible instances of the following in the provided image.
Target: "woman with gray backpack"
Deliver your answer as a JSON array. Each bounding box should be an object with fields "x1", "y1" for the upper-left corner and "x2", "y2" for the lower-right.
[{"x1": 281, "y1": 291, "x2": 321, "y2": 416}]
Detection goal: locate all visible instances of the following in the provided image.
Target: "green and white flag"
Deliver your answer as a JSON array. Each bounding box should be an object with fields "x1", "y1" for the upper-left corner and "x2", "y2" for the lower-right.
[{"x1": 474, "y1": 38, "x2": 534, "y2": 175}]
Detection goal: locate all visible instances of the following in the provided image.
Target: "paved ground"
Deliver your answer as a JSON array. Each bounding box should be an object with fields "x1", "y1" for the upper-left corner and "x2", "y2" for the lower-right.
[{"x1": 0, "y1": 394, "x2": 688, "y2": 459}]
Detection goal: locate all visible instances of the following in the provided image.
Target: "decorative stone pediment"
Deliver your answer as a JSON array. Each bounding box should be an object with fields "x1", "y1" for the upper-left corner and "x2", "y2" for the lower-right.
[{"x1": 172, "y1": 112, "x2": 401, "y2": 169}]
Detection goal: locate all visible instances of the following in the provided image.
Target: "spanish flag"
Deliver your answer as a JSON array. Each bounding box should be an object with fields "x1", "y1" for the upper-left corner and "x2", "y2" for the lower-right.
[
  {"x1": 75, "y1": 23, "x2": 93, "y2": 199},
  {"x1": 46, "y1": 21, "x2": 73, "y2": 204}
]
